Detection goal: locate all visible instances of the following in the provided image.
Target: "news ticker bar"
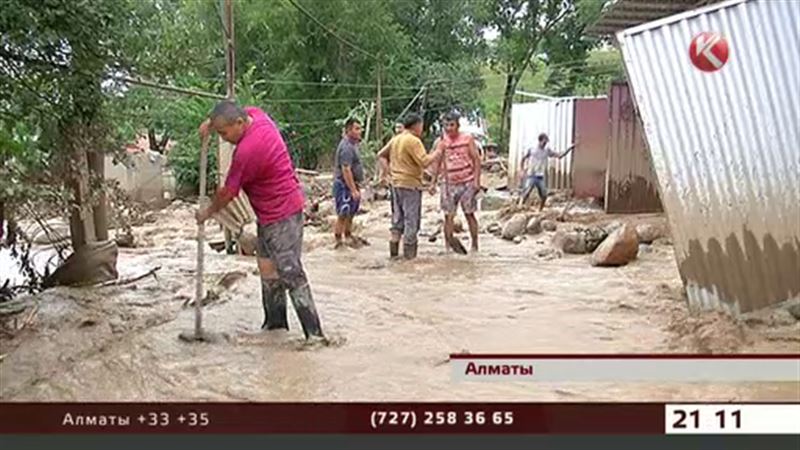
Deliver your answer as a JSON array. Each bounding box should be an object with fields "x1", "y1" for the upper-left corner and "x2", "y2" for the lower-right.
[
  {"x1": 449, "y1": 355, "x2": 800, "y2": 382},
  {"x1": 0, "y1": 403, "x2": 798, "y2": 434}
]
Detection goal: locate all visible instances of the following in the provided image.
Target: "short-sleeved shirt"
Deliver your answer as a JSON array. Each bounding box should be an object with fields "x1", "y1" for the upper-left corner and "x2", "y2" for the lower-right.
[
  {"x1": 439, "y1": 132, "x2": 475, "y2": 185},
  {"x1": 224, "y1": 107, "x2": 305, "y2": 226},
  {"x1": 524, "y1": 145, "x2": 558, "y2": 177},
  {"x1": 334, "y1": 137, "x2": 364, "y2": 184},
  {"x1": 388, "y1": 131, "x2": 434, "y2": 189}
]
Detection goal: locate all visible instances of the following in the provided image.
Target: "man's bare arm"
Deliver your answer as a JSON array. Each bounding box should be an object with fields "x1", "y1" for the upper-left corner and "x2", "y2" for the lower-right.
[
  {"x1": 469, "y1": 137, "x2": 482, "y2": 188},
  {"x1": 557, "y1": 143, "x2": 577, "y2": 159},
  {"x1": 342, "y1": 165, "x2": 360, "y2": 200}
]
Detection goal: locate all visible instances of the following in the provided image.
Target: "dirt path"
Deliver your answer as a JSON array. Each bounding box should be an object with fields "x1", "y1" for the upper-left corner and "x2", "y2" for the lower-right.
[{"x1": 1, "y1": 197, "x2": 798, "y2": 401}]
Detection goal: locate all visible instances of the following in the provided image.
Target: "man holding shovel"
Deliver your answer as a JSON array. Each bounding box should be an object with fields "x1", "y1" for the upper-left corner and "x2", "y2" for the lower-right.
[
  {"x1": 431, "y1": 111, "x2": 482, "y2": 254},
  {"x1": 196, "y1": 101, "x2": 325, "y2": 342}
]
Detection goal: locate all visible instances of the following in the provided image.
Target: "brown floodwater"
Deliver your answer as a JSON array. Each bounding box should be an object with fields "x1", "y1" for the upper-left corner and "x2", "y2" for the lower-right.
[{"x1": 1, "y1": 198, "x2": 798, "y2": 401}]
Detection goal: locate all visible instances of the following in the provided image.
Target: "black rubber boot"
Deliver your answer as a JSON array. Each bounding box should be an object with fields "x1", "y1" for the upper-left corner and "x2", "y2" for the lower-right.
[
  {"x1": 287, "y1": 283, "x2": 324, "y2": 339},
  {"x1": 261, "y1": 279, "x2": 288, "y2": 330},
  {"x1": 403, "y1": 242, "x2": 418, "y2": 260},
  {"x1": 389, "y1": 241, "x2": 400, "y2": 259}
]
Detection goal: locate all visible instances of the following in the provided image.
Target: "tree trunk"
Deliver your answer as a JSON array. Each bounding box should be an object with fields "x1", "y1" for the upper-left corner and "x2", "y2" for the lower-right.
[
  {"x1": 68, "y1": 148, "x2": 96, "y2": 250},
  {"x1": 499, "y1": 72, "x2": 517, "y2": 153},
  {"x1": 88, "y1": 151, "x2": 109, "y2": 241}
]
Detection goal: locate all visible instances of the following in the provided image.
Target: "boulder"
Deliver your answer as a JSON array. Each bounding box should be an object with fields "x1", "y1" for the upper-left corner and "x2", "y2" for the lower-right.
[
  {"x1": 591, "y1": 224, "x2": 639, "y2": 267},
  {"x1": 635, "y1": 223, "x2": 664, "y2": 244},
  {"x1": 603, "y1": 220, "x2": 624, "y2": 235},
  {"x1": 552, "y1": 230, "x2": 587, "y2": 254},
  {"x1": 480, "y1": 192, "x2": 511, "y2": 212},
  {"x1": 541, "y1": 220, "x2": 557, "y2": 232},
  {"x1": 788, "y1": 303, "x2": 800, "y2": 321},
  {"x1": 654, "y1": 237, "x2": 673, "y2": 246},
  {"x1": 535, "y1": 247, "x2": 562, "y2": 260},
  {"x1": 525, "y1": 217, "x2": 542, "y2": 235},
  {"x1": 115, "y1": 231, "x2": 136, "y2": 248},
  {"x1": 486, "y1": 222, "x2": 502, "y2": 235},
  {"x1": 512, "y1": 235, "x2": 524, "y2": 244},
  {"x1": 501, "y1": 214, "x2": 529, "y2": 240},
  {"x1": 582, "y1": 227, "x2": 608, "y2": 253},
  {"x1": 42, "y1": 240, "x2": 119, "y2": 288}
]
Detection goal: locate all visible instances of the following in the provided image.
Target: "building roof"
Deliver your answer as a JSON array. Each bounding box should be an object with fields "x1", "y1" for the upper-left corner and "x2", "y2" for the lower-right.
[{"x1": 587, "y1": 0, "x2": 722, "y2": 37}]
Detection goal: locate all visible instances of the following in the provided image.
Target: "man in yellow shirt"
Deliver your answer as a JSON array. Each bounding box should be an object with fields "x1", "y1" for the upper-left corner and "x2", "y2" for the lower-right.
[{"x1": 378, "y1": 113, "x2": 442, "y2": 259}]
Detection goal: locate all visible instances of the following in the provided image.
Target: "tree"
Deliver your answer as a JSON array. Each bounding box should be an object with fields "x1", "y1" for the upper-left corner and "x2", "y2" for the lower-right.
[
  {"x1": 540, "y1": 0, "x2": 619, "y2": 96},
  {"x1": 0, "y1": 0, "x2": 153, "y2": 249},
  {"x1": 481, "y1": 0, "x2": 578, "y2": 151}
]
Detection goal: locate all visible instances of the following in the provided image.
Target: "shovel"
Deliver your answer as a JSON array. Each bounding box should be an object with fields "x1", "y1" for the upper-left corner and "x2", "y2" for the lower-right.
[{"x1": 179, "y1": 136, "x2": 222, "y2": 344}]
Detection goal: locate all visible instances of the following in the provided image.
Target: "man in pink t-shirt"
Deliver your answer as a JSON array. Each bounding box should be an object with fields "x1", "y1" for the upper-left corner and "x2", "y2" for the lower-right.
[
  {"x1": 196, "y1": 101, "x2": 324, "y2": 341},
  {"x1": 431, "y1": 111, "x2": 482, "y2": 254}
]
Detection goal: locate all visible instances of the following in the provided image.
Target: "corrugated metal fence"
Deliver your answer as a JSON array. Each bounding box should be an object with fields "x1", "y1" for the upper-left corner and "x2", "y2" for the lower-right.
[
  {"x1": 618, "y1": 0, "x2": 800, "y2": 313},
  {"x1": 605, "y1": 82, "x2": 663, "y2": 213},
  {"x1": 573, "y1": 98, "x2": 609, "y2": 199},
  {"x1": 508, "y1": 99, "x2": 575, "y2": 190}
]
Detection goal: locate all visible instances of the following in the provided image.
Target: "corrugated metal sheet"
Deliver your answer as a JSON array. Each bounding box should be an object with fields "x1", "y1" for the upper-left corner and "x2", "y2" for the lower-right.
[
  {"x1": 618, "y1": 0, "x2": 800, "y2": 313},
  {"x1": 508, "y1": 98, "x2": 575, "y2": 190},
  {"x1": 572, "y1": 98, "x2": 609, "y2": 199},
  {"x1": 605, "y1": 82, "x2": 663, "y2": 213},
  {"x1": 588, "y1": 0, "x2": 720, "y2": 36}
]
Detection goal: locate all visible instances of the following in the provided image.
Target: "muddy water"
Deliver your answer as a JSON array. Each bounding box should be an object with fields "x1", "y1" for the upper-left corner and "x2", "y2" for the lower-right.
[{"x1": 1, "y1": 198, "x2": 798, "y2": 402}]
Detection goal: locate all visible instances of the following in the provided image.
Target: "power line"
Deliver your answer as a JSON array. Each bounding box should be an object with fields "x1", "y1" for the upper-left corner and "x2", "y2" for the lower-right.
[
  {"x1": 249, "y1": 78, "x2": 419, "y2": 91},
  {"x1": 283, "y1": 0, "x2": 379, "y2": 61},
  {"x1": 265, "y1": 94, "x2": 409, "y2": 104}
]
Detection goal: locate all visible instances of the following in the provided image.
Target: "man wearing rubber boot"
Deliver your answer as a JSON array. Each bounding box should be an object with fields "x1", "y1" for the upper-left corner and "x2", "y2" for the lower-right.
[
  {"x1": 377, "y1": 113, "x2": 442, "y2": 259},
  {"x1": 196, "y1": 101, "x2": 325, "y2": 342},
  {"x1": 431, "y1": 111, "x2": 482, "y2": 253}
]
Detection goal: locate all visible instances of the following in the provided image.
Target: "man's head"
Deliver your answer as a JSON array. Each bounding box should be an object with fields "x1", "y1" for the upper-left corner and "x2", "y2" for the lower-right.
[
  {"x1": 394, "y1": 122, "x2": 405, "y2": 135},
  {"x1": 538, "y1": 133, "x2": 549, "y2": 147},
  {"x1": 402, "y1": 113, "x2": 424, "y2": 137},
  {"x1": 443, "y1": 111, "x2": 461, "y2": 137},
  {"x1": 210, "y1": 101, "x2": 250, "y2": 144},
  {"x1": 345, "y1": 118, "x2": 362, "y2": 141}
]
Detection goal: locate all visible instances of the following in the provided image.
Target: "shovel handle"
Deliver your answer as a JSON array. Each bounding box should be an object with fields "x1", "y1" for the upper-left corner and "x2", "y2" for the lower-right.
[{"x1": 194, "y1": 136, "x2": 211, "y2": 336}]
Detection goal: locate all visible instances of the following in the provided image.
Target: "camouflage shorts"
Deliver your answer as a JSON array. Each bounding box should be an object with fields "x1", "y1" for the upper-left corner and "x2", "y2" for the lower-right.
[
  {"x1": 256, "y1": 212, "x2": 307, "y2": 288},
  {"x1": 440, "y1": 182, "x2": 478, "y2": 214}
]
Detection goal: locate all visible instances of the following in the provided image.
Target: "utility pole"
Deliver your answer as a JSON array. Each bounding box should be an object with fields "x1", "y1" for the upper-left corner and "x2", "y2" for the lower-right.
[
  {"x1": 375, "y1": 63, "x2": 383, "y2": 143},
  {"x1": 220, "y1": 0, "x2": 236, "y2": 253}
]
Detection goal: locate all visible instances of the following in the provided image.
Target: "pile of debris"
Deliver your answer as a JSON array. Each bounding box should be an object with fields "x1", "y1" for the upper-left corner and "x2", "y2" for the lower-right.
[{"x1": 490, "y1": 205, "x2": 670, "y2": 267}]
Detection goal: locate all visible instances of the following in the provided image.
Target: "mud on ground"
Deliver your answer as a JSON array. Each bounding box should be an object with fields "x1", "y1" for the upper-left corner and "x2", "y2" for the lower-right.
[{"x1": 1, "y1": 191, "x2": 798, "y2": 402}]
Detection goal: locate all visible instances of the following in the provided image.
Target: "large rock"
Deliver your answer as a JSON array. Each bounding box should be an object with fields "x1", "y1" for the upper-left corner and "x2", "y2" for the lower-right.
[
  {"x1": 603, "y1": 220, "x2": 624, "y2": 235},
  {"x1": 582, "y1": 226, "x2": 609, "y2": 253},
  {"x1": 552, "y1": 230, "x2": 587, "y2": 254},
  {"x1": 526, "y1": 217, "x2": 542, "y2": 235},
  {"x1": 43, "y1": 241, "x2": 119, "y2": 288},
  {"x1": 480, "y1": 192, "x2": 511, "y2": 212},
  {"x1": 591, "y1": 224, "x2": 639, "y2": 266},
  {"x1": 635, "y1": 223, "x2": 665, "y2": 244},
  {"x1": 486, "y1": 222, "x2": 502, "y2": 235},
  {"x1": 501, "y1": 214, "x2": 529, "y2": 240},
  {"x1": 541, "y1": 220, "x2": 557, "y2": 232},
  {"x1": 788, "y1": 303, "x2": 800, "y2": 321}
]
